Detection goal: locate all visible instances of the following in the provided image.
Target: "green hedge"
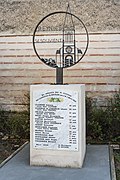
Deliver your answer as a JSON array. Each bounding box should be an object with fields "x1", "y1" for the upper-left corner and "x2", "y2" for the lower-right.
[
  {"x1": 0, "y1": 110, "x2": 29, "y2": 139},
  {"x1": 86, "y1": 91, "x2": 120, "y2": 143}
]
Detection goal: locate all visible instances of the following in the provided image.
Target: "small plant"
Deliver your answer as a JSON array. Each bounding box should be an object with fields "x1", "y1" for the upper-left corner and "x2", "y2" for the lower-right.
[
  {"x1": 0, "y1": 109, "x2": 9, "y2": 135},
  {"x1": 104, "y1": 91, "x2": 120, "y2": 142},
  {"x1": 86, "y1": 97, "x2": 105, "y2": 142},
  {"x1": 86, "y1": 90, "x2": 120, "y2": 143},
  {"x1": 8, "y1": 111, "x2": 29, "y2": 139},
  {"x1": 0, "y1": 93, "x2": 30, "y2": 140},
  {"x1": 0, "y1": 110, "x2": 29, "y2": 139}
]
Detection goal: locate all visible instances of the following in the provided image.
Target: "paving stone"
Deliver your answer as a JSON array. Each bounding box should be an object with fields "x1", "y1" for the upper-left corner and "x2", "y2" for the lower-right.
[{"x1": 0, "y1": 144, "x2": 111, "y2": 180}]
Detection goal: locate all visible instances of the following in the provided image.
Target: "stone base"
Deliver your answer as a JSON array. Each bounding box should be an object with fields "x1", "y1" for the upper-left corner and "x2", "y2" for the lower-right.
[{"x1": 30, "y1": 84, "x2": 86, "y2": 168}]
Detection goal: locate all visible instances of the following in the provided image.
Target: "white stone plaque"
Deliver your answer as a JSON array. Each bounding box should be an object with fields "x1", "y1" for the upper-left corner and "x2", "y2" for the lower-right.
[{"x1": 33, "y1": 90, "x2": 78, "y2": 151}]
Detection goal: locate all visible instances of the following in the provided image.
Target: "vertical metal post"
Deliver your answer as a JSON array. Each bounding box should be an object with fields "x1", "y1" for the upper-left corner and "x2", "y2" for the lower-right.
[{"x1": 56, "y1": 68, "x2": 63, "y2": 84}]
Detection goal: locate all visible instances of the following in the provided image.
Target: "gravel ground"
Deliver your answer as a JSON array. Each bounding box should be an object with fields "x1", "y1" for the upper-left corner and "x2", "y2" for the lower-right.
[{"x1": 0, "y1": 0, "x2": 120, "y2": 34}]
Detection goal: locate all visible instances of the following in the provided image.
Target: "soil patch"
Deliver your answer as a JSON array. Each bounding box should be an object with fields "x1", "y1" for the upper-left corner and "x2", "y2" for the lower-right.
[{"x1": 0, "y1": 138, "x2": 27, "y2": 164}]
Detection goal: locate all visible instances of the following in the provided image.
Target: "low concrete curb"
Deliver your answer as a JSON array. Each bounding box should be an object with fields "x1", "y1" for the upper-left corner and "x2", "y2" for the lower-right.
[{"x1": 109, "y1": 144, "x2": 120, "y2": 180}]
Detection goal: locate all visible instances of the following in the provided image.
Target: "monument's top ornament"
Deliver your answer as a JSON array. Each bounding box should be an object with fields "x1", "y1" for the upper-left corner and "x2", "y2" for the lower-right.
[
  {"x1": 33, "y1": 4, "x2": 89, "y2": 84},
  {"x1": 63, "y1": 4, "x2": 75, "y2": 31}
]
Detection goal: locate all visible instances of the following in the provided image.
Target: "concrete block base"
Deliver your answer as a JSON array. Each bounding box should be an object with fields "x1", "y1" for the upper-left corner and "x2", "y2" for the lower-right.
[{"x1": 30, "y1": 84, "x2": 86, "y2": 168}]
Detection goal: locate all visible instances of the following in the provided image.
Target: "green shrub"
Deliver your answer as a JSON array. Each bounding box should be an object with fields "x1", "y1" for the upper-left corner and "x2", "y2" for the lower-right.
[
  {"x1": 0, "y1": 110, "x2": 10, "y2": 135},
  {"x1": 104, "y1": 91, "x2": 120, "y2": 142},
  {"x1": 86, "y1": 97, "x2": 105, "y2": 141},
  {"x1": 8, "y1": 111, "x2": 29, "y2": 139},
  {"x1": 0, "y1": 110, "x2": 29, "y2": 139},
  {"x1": 86, "y1": 91, "x2": 120, "y2": 143},
  {"x1": 0, "y1": 93, "x2": 30, "y2": 139}
]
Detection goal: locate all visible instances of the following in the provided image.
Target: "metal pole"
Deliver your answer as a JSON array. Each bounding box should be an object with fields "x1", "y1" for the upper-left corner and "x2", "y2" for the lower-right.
[{"x1": 56, "y1": 68, "x2": 63, "y2": 84}]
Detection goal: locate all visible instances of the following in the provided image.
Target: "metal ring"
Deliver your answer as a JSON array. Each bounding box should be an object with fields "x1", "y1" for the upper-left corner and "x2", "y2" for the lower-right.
[{"x1": 33, "y1": 11, "x2": 89, "y2": 69}]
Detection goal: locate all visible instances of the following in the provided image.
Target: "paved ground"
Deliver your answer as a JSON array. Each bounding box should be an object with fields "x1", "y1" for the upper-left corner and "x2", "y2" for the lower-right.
[{"x1": 0, "y1": 144, "x2": 111, "y2": 180}]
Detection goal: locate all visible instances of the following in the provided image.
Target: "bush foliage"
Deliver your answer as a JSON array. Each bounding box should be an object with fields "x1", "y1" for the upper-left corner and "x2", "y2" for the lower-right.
[
  {"x1": 86, "y1": 91, "x2": 120, "y2": 143},
  {"x1": 0, "y1": 94, "x2": 30, "y2": 139},
  {"x1": 0, "y1": 110, "x2": 29, "y2": 139}
]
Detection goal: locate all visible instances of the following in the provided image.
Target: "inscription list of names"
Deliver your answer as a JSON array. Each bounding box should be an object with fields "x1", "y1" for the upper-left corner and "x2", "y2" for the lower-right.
[{"x1": 33, "y1": 90, "x2": 78, "y2": 151}]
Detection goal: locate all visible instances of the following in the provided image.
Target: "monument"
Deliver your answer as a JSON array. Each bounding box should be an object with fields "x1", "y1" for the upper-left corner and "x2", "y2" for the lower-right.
[{"x1": 30, "y1": 5, "x2": 89, "y2": 168}]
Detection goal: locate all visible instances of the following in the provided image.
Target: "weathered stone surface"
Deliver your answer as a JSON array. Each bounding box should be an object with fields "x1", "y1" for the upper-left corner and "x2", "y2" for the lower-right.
[{"x1": 0, "y1": 0, "x2": 120, "y2": 34}]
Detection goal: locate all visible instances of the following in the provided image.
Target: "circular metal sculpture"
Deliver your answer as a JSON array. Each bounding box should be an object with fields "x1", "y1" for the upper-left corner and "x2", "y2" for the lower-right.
[{"x1": 33, "y1": 8, "x2": 89, "y2": 84}]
